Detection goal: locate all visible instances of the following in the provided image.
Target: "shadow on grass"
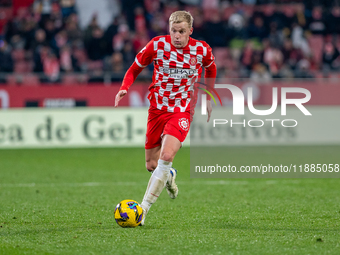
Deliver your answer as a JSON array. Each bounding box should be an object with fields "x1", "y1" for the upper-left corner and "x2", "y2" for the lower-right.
[
  {"x1": 208, "y1": 219, "x2": 339, "y2": 232},
  {"x1": 0, "y1": 223, "x2": 169, "y2": 237}
]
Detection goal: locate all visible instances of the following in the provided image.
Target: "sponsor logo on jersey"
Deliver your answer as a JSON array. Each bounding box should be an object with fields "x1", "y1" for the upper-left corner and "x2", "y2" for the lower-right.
[
  {"x1": 160, "y1": 67, "x2": 198, "y2": 79},
  {"x1": 178, "y1": 118, "x2": 189, "y2": 131}
]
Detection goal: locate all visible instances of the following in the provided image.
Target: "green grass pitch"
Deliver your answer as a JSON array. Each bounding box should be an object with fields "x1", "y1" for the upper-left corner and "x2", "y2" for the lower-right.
[{"x1": 1, "y1": 146, "x2": 340, "y2": 254}]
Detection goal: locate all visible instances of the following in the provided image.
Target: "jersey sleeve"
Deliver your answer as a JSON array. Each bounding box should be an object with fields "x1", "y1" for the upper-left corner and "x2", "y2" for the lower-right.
[
  {"x1": 134, "y1": 39, "x2": 155, "y2": 68},
  {"x1": 202, "y1": 42, "x2": 216, "y2": 101},
  {"x1": 202, "y1": 42, "x2": 215, "y2": 68}
]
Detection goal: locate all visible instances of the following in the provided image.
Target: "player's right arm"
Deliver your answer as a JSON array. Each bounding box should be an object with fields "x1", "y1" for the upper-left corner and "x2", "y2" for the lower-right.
[
  {"x1": 202, "y1": 42, "x2": 217, "y2": 122},
  {"x1": 114, "y1": 39, "x2": 155, "y2": 107}
]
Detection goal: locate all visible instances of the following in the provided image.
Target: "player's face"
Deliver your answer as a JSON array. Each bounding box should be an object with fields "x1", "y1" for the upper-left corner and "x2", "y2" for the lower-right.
[{"x1": 169, "y1": 22, "x2": 193, "y2": 48}]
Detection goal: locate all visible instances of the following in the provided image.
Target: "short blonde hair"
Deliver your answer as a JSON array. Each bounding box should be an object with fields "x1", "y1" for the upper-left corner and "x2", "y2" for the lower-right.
[{"x1": 169, "y1": 11, "x2": 193, "y2": 28}]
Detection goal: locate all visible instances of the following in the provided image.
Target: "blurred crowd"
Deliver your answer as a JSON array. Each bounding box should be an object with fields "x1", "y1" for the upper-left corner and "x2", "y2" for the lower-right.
[{"x1": 0, "y1": 0, "x2": 340, "y2": 84}]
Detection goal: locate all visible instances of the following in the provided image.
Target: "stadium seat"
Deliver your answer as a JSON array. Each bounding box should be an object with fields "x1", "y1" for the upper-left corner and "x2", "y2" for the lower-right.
[
  {"x1": 308, "y1": 35, "x2": 324, "y2": 65},
  {"x1": 281, "y1": 5, "x2": 297, "y2": 17},
  {"x1": 202, "y1": 0, "x2": 219, "y2": 9},
  {"x1": 6, "y1": 74, "x2": 39, "y2": 85},
  {"x1": 62, "y1": 73, "x2": 88, "y2": 85},
  {"x1": 213, "y1": 47, "x2": 230, "y2": 69},
  {"x1": 6, "y1": 74, "x2": 17, "y2": 85},
  {"x1": 222, "y1": 6, "x2": 237, "y2": 20},
  {"x1": 14, "y1": 60, "x2": 33, "y2": 73},
  {"x1": 335, "y1": 37, "x2": 340, "y2": 51},
  {"x1": 240, "y1": 5, "x2": 255, "y2": 18},
  {"x1": 73, "y1": 48, "x2": 88, "y2": 65},
  {"x1": 11, "y1": 49, "x2": 26, "y2": 61},
  {"x1": 14, "y1": 61, "x2": 28, "y2": 73},
  {"x1": 184, "y1": 5, "x2": 197, "y2": 15},
  {"x1": 164, "y1": 5, "x2": 179, "y2": 21},
  {"x1": 87, "y1": 60, "x2": 103, "y2": 71},
  {"x1": 22, "y1": 74, "x2": 40, "y2": 85},
  {"x1": 313, "y1": 72, "x2": 323, "y2": 78},
  {"x1": 203, "y1": 8, "x2": 219, "y2": 21},
  {"x1": 0, "y1": 7, "x2": 12, "y2": 33}
]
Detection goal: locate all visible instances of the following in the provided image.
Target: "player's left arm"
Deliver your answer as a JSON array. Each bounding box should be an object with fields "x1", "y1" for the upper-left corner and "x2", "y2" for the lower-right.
[{"x1": 202, "y1": 43, "x2": 217, "y2": 122}]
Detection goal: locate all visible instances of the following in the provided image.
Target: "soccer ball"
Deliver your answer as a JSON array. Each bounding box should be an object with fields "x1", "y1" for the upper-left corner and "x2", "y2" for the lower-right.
[{"x1": 114, "y1": 199, "x2": 143, "y2": 228}]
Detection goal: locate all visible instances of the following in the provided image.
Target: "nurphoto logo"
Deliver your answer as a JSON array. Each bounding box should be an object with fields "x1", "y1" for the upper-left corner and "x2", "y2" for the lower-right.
[{"x1": 200, "y1": 84, "x2": 312, "y2": 128}]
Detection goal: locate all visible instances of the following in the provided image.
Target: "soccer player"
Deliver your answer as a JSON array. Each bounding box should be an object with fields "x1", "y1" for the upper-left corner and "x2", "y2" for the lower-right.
[{"x1": 115, "y1": 10, "x2": 216, "y2": 225}]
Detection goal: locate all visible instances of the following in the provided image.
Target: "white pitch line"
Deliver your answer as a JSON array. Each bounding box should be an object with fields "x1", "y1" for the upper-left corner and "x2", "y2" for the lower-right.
[
  {"x1": 0, "y1": 180, "x2": 307, "y2": 188},
  {"x1": 0, "y1": 181, "x2": 244, "y2": 188},
  {"x1": 0, "y1": 182, "x2": 139, "y2": 188}
]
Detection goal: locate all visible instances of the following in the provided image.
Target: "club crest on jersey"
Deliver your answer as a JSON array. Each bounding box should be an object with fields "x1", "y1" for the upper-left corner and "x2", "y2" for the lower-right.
[
  {"x1": 178, "y1": 118, "x2": 189, "y2": 131},
  {"x1": 189, "y1": 57, "x2": 197, "y2": 66}
]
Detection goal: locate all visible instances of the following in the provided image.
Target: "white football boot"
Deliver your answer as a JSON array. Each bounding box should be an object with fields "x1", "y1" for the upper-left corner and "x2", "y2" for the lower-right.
[
  {"x1": 166, "y1": 167, "x2": 178, "y2": 199},
  {"x1": 139, "y1": 204, "x2": 149, "y2": 226}
]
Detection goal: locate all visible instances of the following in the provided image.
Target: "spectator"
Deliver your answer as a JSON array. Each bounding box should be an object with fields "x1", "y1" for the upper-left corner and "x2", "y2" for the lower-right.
[
  {"x1": 306, "y1": 6, "x2": 326, "y2": 35},
  {"x1": 10, "y1": 34, "x2": 25, "y2": 49},
  {"x1": 120, "y1": 0, "x2": 145, "y2": 31},
  {"x1": 325, "y1": 6, "x2": 340, "y2": 35},
  {"x1": 191, "y1": 13, "x2": 206, "y2": 41},
  {"x1": 291, "y1": 22, "x2": 311, "y2": 57},
  {"x1": 43, "y1": 50, "x2": 60, "y2": 82},
  {"x1": 105, "y1": 52, "x2": 124, "y2": 74},
  {"x1": 51, "y1": 30, "x2": 68, "y2": 55},
  {"x1": 2, "y1": 0, "x2": 340, "y2": 82},
  {"x1": 295, "y1": 58, "x2": 314, "y2": 78},
  {"x1": 50, "y1": 2, "x2": 63, "y2": 30},
  {"x1": 83, "y1": 14, "x2": 99, "y2": 48},
  {"x1": 34, "y1": 0, "x2": 53, "y2": 21},
  {"x1": 263, "y1": 40, "x2": 284, "y2": 78},
  {"x1": 60, "y1": 45, "x2": 78, "y2": 72},
  {"x1": 263, "y1": 4, "x2": 288, "y2": 31},
  {"x1": 204, "y1": 12, "x2": 226, "y2": 47},
  {"x1": 134, "y1": 6, "x2": 147, "y2": 33},
  {"x1": 268, "y1": 21, "x2": 284, "y2": 49},
  {"x1": 0, "y1": 40, "x2": 14, "y2": 72},
  {"x1": 322, "y1": 42, "x2": 340, "y2": 73},
  {"x1": 250, "y1": 63, "x2": 272, "y2": 83},
  {"x1": 71, "y1": 44, "x2": 86, "y2": 71},
  {"x1": 42, "y1": 19, "x2": 58, "y2": 44},
  {"x1": 22, "y1": 18, "x2": 37, "y2": 51},
  {"x1": 121, "y1": 41, "x2": 135, "y2": 69},
  {"x1": 281, "y1": 38, "x2": 303, "y2": 70},
  {"x1": 148, "y1": 13, "x2": 167, "y2": 38},
  {"x1": 133, "y1": 31, "x2": 149, "y2": 53},
  {"x1": 113, "y1": 24, "x2": 130, "y2": 52},
  {"x1": 85, "y1": 27, "x2": 107, "y2": 61},
  {"x1": 65, "y1": 17, "x2": 83, "y2": 46},
  {"x1": 227, "y1": 12, "x2": 247, "y2": 42},
  {"x1": 295, "y1": 4, "x2": 307, "y2": 28},
  {"x1": 248, "y1": 16, "x2": 268, "y2": 41},
  {"x1": 249, "y1": 50, "x2": 264, "y2": 70},
  {"x1": 104, "y1": 16, "x2": 119, "y2": 55},
  {"x1": 32, "y1": 29, "x2": 47, "y2": 50},
  {"x1": 60, "y1": 0, "x2": 77, "y2": 18},
  {"x1": 240, "y1": 40, "x2": 255, "y2": 70},
  {"x1": 34, "y1": 45, "x2": 49, "y2": 73}
]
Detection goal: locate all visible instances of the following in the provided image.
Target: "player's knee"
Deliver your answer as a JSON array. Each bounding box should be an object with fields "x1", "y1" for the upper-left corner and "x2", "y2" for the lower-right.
[
  {"x1": 159, "y1": 152, "x2": 174, "y2": 162},
  {"x1": 145, "y1": 161, "x2": 157, "y2": 172}
]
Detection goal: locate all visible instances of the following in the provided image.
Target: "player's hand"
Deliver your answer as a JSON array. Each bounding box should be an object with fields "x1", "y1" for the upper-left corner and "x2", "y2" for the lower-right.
[
  {"x1": 207, "y1": 100, "x2": 212, "y2": 122},
  {"x1": 115, "y1": 90, "x2": 127, "y2": 107}
]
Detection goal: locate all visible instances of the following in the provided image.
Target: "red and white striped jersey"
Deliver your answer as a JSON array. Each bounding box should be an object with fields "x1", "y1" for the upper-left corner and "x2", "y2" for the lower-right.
[{"x1": 134, "y1": 35, "x2": 215, "y2": 112}]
